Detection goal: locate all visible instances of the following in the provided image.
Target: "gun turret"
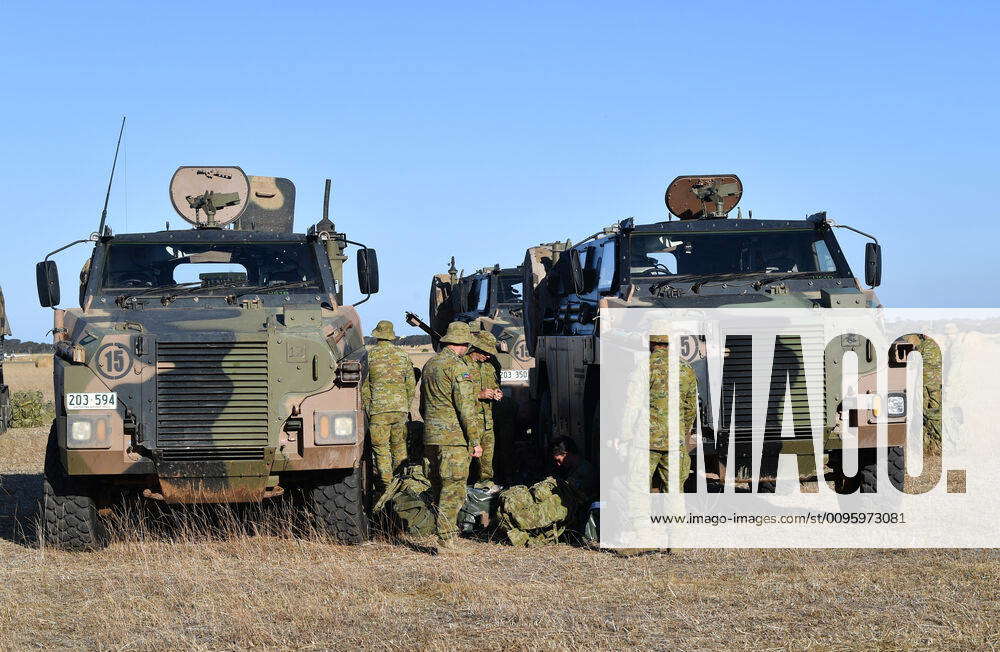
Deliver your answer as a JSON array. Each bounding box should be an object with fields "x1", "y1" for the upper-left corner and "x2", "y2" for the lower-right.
[{"x1": 185, "y1": 190, "x2": 241, "y2": 225}]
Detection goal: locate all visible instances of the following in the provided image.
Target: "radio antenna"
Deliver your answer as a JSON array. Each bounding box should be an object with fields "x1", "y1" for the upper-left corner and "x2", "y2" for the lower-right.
[{"x1": 97, "y1": 116, "x2": 126, "y2": 237}]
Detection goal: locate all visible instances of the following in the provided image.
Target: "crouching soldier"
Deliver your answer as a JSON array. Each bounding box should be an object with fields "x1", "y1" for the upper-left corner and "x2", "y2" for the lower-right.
[
  {"x1": 420, "y1": 321, "x2": 483, "y2": 554},
  {"x1": 362, "y1": 320, "x2": 416, "y2": 493},
  {"x1": 496, "y1": 437, "x2": 597, "y2": 546}
]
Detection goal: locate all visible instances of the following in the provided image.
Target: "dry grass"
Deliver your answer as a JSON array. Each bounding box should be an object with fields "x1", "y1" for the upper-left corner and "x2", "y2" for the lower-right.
[
  {"x1": 0, "y1": 428, "x2": 998, "y2": 649},
  {"x1": 5, "y1": 354, "x2": 54, "y2": 402}
]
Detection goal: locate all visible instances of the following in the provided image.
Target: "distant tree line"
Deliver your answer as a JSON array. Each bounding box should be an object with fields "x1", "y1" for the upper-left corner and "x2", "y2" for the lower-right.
[
  {"x1": 2, "y1": 336, "x2": 432, "y2": 354},
  {"x1": 3, "y1": 339, "x2": 53, "y2": 354}
]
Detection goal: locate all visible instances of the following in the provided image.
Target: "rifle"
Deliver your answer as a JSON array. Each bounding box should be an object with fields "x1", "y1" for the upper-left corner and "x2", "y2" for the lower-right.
[{"x1": 404, "y1": 311, "x2": 439, "y2": 341}]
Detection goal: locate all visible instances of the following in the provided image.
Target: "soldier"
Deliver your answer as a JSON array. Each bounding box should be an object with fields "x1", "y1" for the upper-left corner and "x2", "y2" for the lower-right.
[
  {"x1": 495, "y1": 436, "x2": 597, "y2": 546},
  {"x1": 549, "y1": 436, "x2": 598, "y2": 510},
  {"x1": 420, "y1": 321, "x2": 483, "y2": 553},
  {"x1": 648, "y1": 336, "x2": 698, "y2": 492},
  {"x1": 468, "y1": 330, "x2": 503, "y2": 490},
  {"x1": 361, "y1": 320, "x2": 416, "y2": 492}
]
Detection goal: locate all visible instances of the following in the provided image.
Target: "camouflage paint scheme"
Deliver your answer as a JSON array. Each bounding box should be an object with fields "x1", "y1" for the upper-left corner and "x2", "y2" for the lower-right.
[
  {"x1": 51, "y1": 227, "x2": 368, "y2": 504},
  {"x1": 523, "y1": 176, "x2": 910, "y2": 482}
]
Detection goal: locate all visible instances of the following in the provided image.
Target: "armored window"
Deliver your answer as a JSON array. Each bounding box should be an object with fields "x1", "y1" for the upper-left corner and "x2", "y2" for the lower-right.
[
  {"x1": 596, "y1": 241, "x2": 616, "y2": 293},
  {"x1": 100, "y1": 242, "x2": 323, "y2": 292},
  {"x1": 476, "y1": 279, "x2": 489, "y2": 312},
  {"x1": 496, "y1": 275, "x2": 523, "y2": 304},
  {"x1": 813, "y1": 241, "x2": 837, "y2": 272},
  {"x1": 628, "y1": 230, "x2": 847, "y2": 277},
  {"x1": 582, "y1": 246, "x2": 599, "y2": 292}
]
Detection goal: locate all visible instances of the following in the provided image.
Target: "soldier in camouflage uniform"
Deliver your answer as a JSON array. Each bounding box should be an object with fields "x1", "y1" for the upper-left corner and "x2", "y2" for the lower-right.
[
  {"x1": 906, "y1": 334, "x2": 942, "y2": 451},
  {"x1": 361, "y1": 320, "x2": 416, "y2": 491},
  {"x1": 647, "y1": 336, "x2": 698, "y2": 492},
  {"x1": 468, "y1": 330, "x2": 503, "y2": 489},
  {"x1": 420, "y1": 321, "x2": 483, "y2": 553},
  {"x1": 496, "y1": 436, "x2": 597, "y2": 546}
]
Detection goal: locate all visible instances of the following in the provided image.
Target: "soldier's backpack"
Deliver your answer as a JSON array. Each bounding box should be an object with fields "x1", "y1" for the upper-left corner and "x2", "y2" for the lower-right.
[
  {"x1": 496, "y1": 478, "x2": 569, "y2": 546},
  {"x1": 374, "y1": 465, "x2": 500, "y2": 538},
  {"x1": 374, "y1": 465, "x2": 436, "y2": 537}
]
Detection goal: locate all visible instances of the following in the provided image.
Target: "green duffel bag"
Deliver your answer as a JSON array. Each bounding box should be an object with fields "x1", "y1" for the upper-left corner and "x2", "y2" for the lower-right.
[
  {"x1": 496, "y1": 478, "x2": 570, "y2": 546},
  {"x1": 457, "y1": 485, "x2": 500, "y2": 534},
  {"x1": 375, "y1": 465, "x2": 436, "y2": 537}
]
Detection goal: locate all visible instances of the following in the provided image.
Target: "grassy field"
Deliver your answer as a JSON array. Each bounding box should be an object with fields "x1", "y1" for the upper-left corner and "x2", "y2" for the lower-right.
[
  {"x1": 4, "y1": 353, "x2": 53, "y2": 402},
  {"x1": 2, "y1": 351, "x2": 997, "y2": 648},
  {"x1": 1, "y1": 427, "x2": 998, "y2": 649}
]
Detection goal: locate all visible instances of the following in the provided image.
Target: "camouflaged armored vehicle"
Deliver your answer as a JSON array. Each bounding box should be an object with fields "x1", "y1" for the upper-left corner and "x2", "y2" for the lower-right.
[
  {"x1": 0, "y1": 287, "x2": 11, "y2": 433},
  {"x1": 523, "y1": 174, "x2": 910, "y2": 492},
  {"x1": 35, "y1": 167, "x2": 379, "y2": 549}
]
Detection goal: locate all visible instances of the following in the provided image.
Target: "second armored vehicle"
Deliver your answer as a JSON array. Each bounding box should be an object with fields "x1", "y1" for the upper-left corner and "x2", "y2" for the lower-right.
[{"x1": 523, "y1": 174, "x2": 909, "y2": 492}]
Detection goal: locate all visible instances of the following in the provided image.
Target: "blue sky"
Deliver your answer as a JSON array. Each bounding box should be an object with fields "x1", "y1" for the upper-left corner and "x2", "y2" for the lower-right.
[{"x1": 1, "y1": 1, "x2": 997, "y2": 340}]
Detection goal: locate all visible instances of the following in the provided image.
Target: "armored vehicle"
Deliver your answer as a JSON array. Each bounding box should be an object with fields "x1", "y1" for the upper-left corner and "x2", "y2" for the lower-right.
[
  {"x1": 36, "y1": 166, "x2": 380, "y2": 549},
  {"x1": 523, "y1": 174, "x2": 909, "y2": 491},
  {"x1": 0, "y1": 287, "x2": 10, "y2": 433}
]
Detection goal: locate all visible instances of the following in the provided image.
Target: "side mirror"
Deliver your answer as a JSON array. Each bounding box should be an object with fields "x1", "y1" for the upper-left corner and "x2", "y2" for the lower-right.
[
  {"x1": 36, "y1": 261, "x2": 60, "y2": 307},
  {"x1": 356, "y1": 248, "x2": 380, "y2": 295},
  {"x1": 568, "y1": 251, "x2": 585, "y2": 294},
  {"x1": 864, "y1": 242, "x2": 882, "y2": 288}
]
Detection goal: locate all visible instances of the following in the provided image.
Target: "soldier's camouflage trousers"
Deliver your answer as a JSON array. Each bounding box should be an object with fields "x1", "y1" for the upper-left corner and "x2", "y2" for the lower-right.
[
  {"x1": 649, "y1": 449, "x2": 690, "y2": 493},
  {"x1": 369, "y1": 411, "x2": 409, "y2": 487},
  {"x1": 427, "y1": 444, "x2": 471, "y2": 542},
  {"x1": 474, "y1": 426, "x2": 494, "y2": 484}
]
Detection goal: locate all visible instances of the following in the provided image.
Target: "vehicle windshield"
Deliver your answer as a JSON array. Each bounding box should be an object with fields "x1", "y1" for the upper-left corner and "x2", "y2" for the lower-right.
[
  {"x1": 496, "y1": 274, "x2": 523, "y2": 304},
  {"x1": 101, "y1": 241, "x2": 323, "y2": 293},
  {"x1": 629, "y1": 230, "x2": 843, "y2": 278}
]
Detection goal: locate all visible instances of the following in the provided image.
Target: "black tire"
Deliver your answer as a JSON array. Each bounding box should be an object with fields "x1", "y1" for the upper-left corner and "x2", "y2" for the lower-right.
[
  {"x1": 42, "y1": 424, "x2": 108, "y2": 551},
  {"x1": 306, "y1": 464, "x2": 370, "y2": 544},
  {"x1": 833, "y1": 447, "x2": 905, "y2": 494}
]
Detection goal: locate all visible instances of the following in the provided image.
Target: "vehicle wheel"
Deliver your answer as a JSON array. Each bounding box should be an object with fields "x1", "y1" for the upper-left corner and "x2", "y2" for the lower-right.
[
  {"x1": 833, "y1": 447, "x2": 905, "y2": 493},
  {"x1": 42, "y1": 424, "x2": 108, "y2": 551},
  {"x1": 306, "y1": 464, "x2": 370, "y2": 544},
  {"x1": 535, "y1": 386, "x2": 553, "y2": 456}
]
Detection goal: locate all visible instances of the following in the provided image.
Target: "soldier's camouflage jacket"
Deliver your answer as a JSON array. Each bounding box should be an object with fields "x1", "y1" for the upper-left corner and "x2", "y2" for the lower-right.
[
  {"x1": 908, "y1": 334, "x2": 942, "y2": 448},
  {"x1": 420, "y1": 347, "x2": 482, "y2": 447},
  {"x1": 649, "y1": 347, "x2": 698, "y2": 451},
  {"x1": 361, "y1": 340, "x2": 416, "y2": 415},
  {"x1": 469, "y1": 357, "x2": 499, "y2": 433}
]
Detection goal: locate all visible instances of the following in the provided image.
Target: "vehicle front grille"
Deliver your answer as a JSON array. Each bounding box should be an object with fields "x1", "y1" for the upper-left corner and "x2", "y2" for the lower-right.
[
  {"x1": 158, "y1": 447, "x2": 266, "y2": 462},
  {"x1": 155, "y1": 341, "x2": 270, "y2": 449},
  {"x1": 717, "y1": 333, "x2": 825, "y2": 444}
]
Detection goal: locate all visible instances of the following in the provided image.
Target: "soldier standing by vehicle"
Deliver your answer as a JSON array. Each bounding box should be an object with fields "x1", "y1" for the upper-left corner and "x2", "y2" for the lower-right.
[
  {"x1": 468, "y1": 330, "x2": 503, "y2": 489},
  {"x1": 648, "y1": 336, "x2": 698, "y2": 492},
  {"x1": 420, "y1": 321, "x2": 483, "y2": 553},
  {"x1": 362, "y1": 320, "x2": 416, "y2": 493}
]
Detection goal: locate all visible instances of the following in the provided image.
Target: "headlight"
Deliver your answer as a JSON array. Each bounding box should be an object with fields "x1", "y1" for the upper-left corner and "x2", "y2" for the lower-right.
[
  {"x1": 67, "y1": 415, "x2": 112, "y2": 449},
  {"x1": 314, "y1": 411, "x2": 357, "y2": 445},
  {"x1": 887, "y1": 392, "x2": 907, "y2": 418}
]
